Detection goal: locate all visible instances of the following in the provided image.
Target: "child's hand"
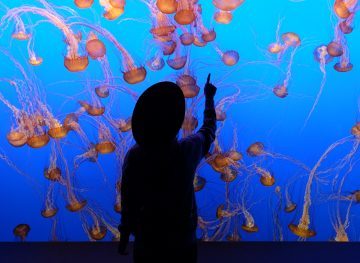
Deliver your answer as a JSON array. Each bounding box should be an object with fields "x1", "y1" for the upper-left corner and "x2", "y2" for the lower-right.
[{"x1": 204, "y1": 74, "x2": 217, "y2": 98}]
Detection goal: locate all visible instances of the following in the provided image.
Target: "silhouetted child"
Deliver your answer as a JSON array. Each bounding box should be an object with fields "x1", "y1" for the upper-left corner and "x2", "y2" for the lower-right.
[{"x1": 118, "y1": 74, "x2": 217, "y2": 263}]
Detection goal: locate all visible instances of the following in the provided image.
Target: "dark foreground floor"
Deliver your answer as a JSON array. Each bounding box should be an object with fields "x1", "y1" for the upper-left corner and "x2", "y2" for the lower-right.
[{"x1": 1, "y1": 242, "x2": 360, "y2": 263}]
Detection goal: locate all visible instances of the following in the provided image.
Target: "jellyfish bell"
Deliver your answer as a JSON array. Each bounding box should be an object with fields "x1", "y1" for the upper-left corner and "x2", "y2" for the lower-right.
[
  {"x1": 167, "y1": 56, "x2": 187, "y2": 70},
  {"x1": 284, "y1": 203, "x2": 297, "y2": 213},
  {"x1": 66, "y1": 199, "x2": 87, "y2": 212},
  {"x1": 176, "y1": 74, "x2": 199, "y2": 98},
  {"x1": 150, "y1": 25, "x2": 176, "y2": 39},
  {"x1": 174, "y1": 5, "x2": 196, "y2": 25},
  {"x1": 27, "y1": 134, "x2": 50, "y2": 148},
  {"x1": 268, "y1": 43, "x2": 284, "y2": 54},
  {"x1": 214, "y1": 10, "x2": 233, "y2": 24},
  {"x1": 241, "y1": 222, "x2": 259, "y2": 233},
  {"x1": 334, "y1": 0, "x2": 351, "y2": 19},
  {"x1": 147, "y1": 56, "x2": 165, "y2": 71},
  {"x1": 273, "y1": 85, "x2": 288, "y2": 99},
  {"x1": 89, "y1": 225, "x2": 107, "y2": 240},
  {"x1": 246, "y1": 142, "x2": 264, "y2": 157},
  {"x1": 216, "y1": 204, "x2": 225, "y2": 219},
  {"x1": 123, "y1": 67, "x2": 147, "y2": 84},
  {"x1": 95, "y1": 141, "x2": 116, "y2": 154},
  {"x1": 162, "y1": 40, "x2": 177, "y2": 55},
  {"x1": 216, "y1": 108, "x2": 226, "y2": 121},
  {"x1": 260, "y1": 172, "x2": 275, "y2": 186},
  {"x1": 180, "y1": 32, "x2": 195, "y2": 46},
  {"x1": 74, "y1": 0, "x2": 94, "y2": 8},
  {"x1": 327, "y1": 41, "x2": 344, "y2": 57},
  {"x1": 109, "y1": 0, "x2": 125, "y2": 9},
  {"x1": 225, "y1": 150, "x2": 242, "y2": 161},
  {"x1": 7, "y1": 131, "x2": 27, "y2": 147},
  {"x1": 64, "y1": 55, "x2": 89, "y2": 72},
  {"x1": 118, "y1": 117, "x2": 132, "y2": 132},
  {"x1": 213, "y1": 0, "x2": 244, "y2": 11},
  {"x1": 339, "y1": 19, "x2": 354, "y2": 34},
  {"x1": 193, "y1": 37, "x2": 207, "y2": 47},
  {"x1": 41, "y1": 207, "x2": 58, "y2": 218},
  {"x1": 201, "y1": 30, "x2": 217, "y2": 43},
  {"x1": 13, "y1": 224, "x2": 30, "y2": 241},
  {"x1": 334, "y1": 62, "x2": 353, "y2": 72},
  {"x1": 86, "y1": 38, "x2": 106, "y2": 59},
  {"x1": 95, "y1": 85, "x2": 110, "y2": 98},
  {"x1": 63, "y1": 113, "x2": 79, "y2": 131},
  {"x1": 156, "y1": 0, "x2": 177, "y2": 14},
  {"x1": 194, "y1": 174, "x2": 206, "y2": 192},
  {"x1": 281, "y1": 32, "x2": 301, "y2": 47},
  {"x1": 48, "y1": 125, "x2": 70, "y2": 139},
  {"x1": 288, "y1": 223, "x2": 316, "y2": 238},
  {"x1": 79, "y1": 101, "x2": 105, "y2": 116},
  {"x1": 220, "y1": 167, "x2": 238, "y2": 183},
  {"x1": 351, "y1": 122, "x2": 360, "y2": 137},
  {"x1": 103, "y1": 6, "x2": 124, "y2": 20},
  {"x1": 182, "y1": 115, "x2": 198, "y2": 132},
  {"x1": 12, "y1": 30, "x2": 31, "y2": 40},
  {"x1": 44, "y1": 167, "x2": 62, "y2": 181},
  {"x1": 222, "y1": 50, "x2": 239, "y2": 66},
  {"x1": 29, "y1": 56, "x2": 43, "y2": 66}
]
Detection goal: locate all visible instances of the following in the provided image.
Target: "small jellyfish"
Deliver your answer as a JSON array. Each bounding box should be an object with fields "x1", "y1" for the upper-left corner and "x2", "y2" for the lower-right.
[
  {"x1": 220, "y1": 167, "x2": 238, "y2": 182},
  {"x1": 161, "y1": 40, "x2": 177, "y2": 55},
  {"x1": 41, "y1": 183, "x2": 58, "y2": 218},
  {"x1": 95, "y1": 123, "x2": 116, "y2": 154},
  {"x1": 95, "y1": 85, "x2": 110, "y2": 98},
  {"x1": 176, "y1": 74, "x2": 199, "y2": 98},
  {"x1": 327, "y1": 41, "x2": 344, "y2": 57},
  {"x1": 201, "y1": 29, "x2": 217, "y2": 43},
  {"x1": 156, "y1": 0, "x2": 178, "y2": 14},
  {"x1": 273, "y1": 85, "x2": 288, "y2": 99},
  {"x1": 194, "y1": 174, "x2": 206, "y2": 192},
  {"x1": 86, "y1": 32, "x2": 106, "y2": 60},
  {"x1": 351, "y1": 122, "x2": 360, "y2": 137},
  {"x1": 339, "y1": 13, "x2": 355, "y2": 34},
  {"x1": 221, "y1": 50, "x2": 239, "y2": 66},
  {"x1": 147, "y1": 55, "x2": 165, "y2": 71},
  {"x1": 64, "y1": 55, "x2": 89, "y2": 72},
  {"x1": 48, "y1": 125, "x2": 70, "y2": 139},
  {"x1": 246, "y1": 142, "x2": 264, "y2": 157},
  {"x1": 180, "y1": 32, "x2": 195, "y2": 46},
  {"x1": 118, "y1": 117, "x2": 132, "y2": 132},
  {"x1": 29, "y1": 55, "x2": 43, "y2": 66},
  {"x1": 213, "y1": 0, "x2": 244, "y2": 11},
  {"x1": 255, "y1": 166, "x2": 275, "y2": 187},
  {"x1": 334, "y1": 46, "x2": 353, "y2": 72},
  {"x1": 79, "y1": 101, "x2": 105, "y2": 116},
  {"x1": 174, "y1": 0, "x2": 196, "y2": 25},
  {"x1": 13, "y1": 224, "x2": 30, "y2": 241},
  {"x1": 241, "y1": 209, "x2": 258, "y2": 233},
  {"x1": 167, "y1": 53, "x2": 187, "y2": 70},
  {"x1": 214, "y1": 10, "x2": 233, "y2": 24},
  {"x1": 74, "y1": 0, "x2": 94, "y2": 8},
  {"x1": 100, "y1": 0, "x2": 124, "y2": 20},
  {"x1": 7, "y1": 130, "x2": 27, "y2": 147},
  {"x1": 27, "y1": 133, "x2": 50, "y2": 149},
  {"x1": 150, "y1": 12, "x2": 176, "y2": 41}
]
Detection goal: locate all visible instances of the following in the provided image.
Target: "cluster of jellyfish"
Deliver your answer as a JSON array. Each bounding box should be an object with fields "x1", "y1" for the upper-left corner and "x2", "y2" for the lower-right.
[{"x1": 1, "y1": 0, "x2": 360, "y2": 243}]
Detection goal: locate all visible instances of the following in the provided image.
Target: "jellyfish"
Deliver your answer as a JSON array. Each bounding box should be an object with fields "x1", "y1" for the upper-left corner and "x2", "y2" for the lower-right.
[
  {"x1": 156, "y1": 0, "x2": 178, "y2": 14},
  {"x1": 334, "y1": 0, "x2": 354, "y2": 19},
  {"x1": 149, "y1": 9, "x2": 176, "y2": 42},
  {"x1": 213, "y1": 0, "x2": 245, "y2": 11},
  {"x1": 167, "y1": 40, "x2": 188, "y2": 70},
  {"x1": 146, "y1": 53, "x2": 165, "y2": 71},
  {"x1": 95, "y1": 122, "x2": 116, "y2": 154},
  {"x1": 41, "y1": 182, "x2": 58, "y2": 218},
  {"x1": 334, "y1": 46, "x2": 353, "y2": 72},
  {"x1": 241, "y1": 209, "x2": 258, "y2": 233},
  {"x1": 11, "y1": 16, "x2": 31, "y2": 40},
  {"x1": 74, "y1": 0, "x2": 94, "y2": 8},
  {"x1": 79, "y1": 100, "x2": 105, "y2": 116},
  {"x1": 160, "y1": 40, "x2": 177, "y2": 55},
  {"x1": 214, "y1": 9, "x2": 233, "y2": 24},
  {"x1": 1, "y1": 4, "x2": 88, "y2": 72},
  {"x1": 13, "y1": 224, "x2": 31, "y2": 241},
  {"x1": 215, "y1": 88, "x2": 241, "y2": 121},
  {"x1": 86, "y1": 32, "x2": 107, "y2": 60},
  {"x1": 182, "y1": 111, "x2": 198, "y2": 137},
  {"x1": 284, "y1": 178, "x2": 298, "y2": 213},
  {"x1": 180, "y1": 31, "x2": 195, "y2": 46},
  {"x1": 339, "y1": 13, "x2": 355, "y2": 34},
  {"x1": 114, "y1": 180, "x2": 122, "y2": 213},
  {"x1": 213, "y1": 45, "x2": 239, "y2": 66},
  {"x1": 303, "y1": 45, "x2": 333, "y2": 126},
  {"x1": 95, "y1": 85, "x2": 110, "y2": 98},
  {"x1": 255, "y1": 166, "x2": 275, "y2": 187},
  {"x1": 174, "y1": 0, "x2": 196, "y2": 25},
  {"x1": 27, "y1": 37, "x2": 43, "y2": 66},
  {"x1": 100, "y1": 0, "x2": 125, "y2": 20},
  {"x1": 194, "y1": 173, "x2": 206, "y2": 192}
]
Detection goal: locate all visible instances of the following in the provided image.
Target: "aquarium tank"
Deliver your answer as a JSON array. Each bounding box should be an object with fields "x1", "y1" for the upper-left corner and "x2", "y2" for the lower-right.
[{"x1": 0, "y1": 0, "x2": 359, "y2": 242}]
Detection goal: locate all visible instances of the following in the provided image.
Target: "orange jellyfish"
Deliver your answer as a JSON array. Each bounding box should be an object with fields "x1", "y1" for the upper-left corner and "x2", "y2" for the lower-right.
[
  {"x1": 110, "y1": 0, "x2": 126, "y2": 9},
  {"x1": 339, "y1": 13, "x2": 355, "y2": 34},
  {"x1": 213, "y1": 45, "x2": 239, "y2": 66},
  {"x1": 150, "y1": 10, "x2": 176, "y2": 42},
  {"x1": 95, "y1": 85, "x2": 110, "y2": 98},
  {"x1": 214, "y1": 10, "x2": 233, "y2": 24},
  {"x1": 41, "y1": 182, "x2": 58, "y2": 218},
  {"x1": 176, "y1": 74, "x2": 200, "y2": 98},
  {"x1": 7, "y1": 130, "x2": 27, "y2": 147},
  {"x1": 11, "y1": 17, "x2": 31, "y2": 40},
  {"x1": 156, "y1": 0, "x2": 177, "y2": 14},
  {"x1": 147, "y1": 53, "x2": 165, "y2": 71},
  {"x1": 246, "y1": 142, "x2": 264, "y2": 157},
  {"x1": 167, "y1": 47, "x2": 187, "y2": 70},
  {"x1": 334, "y1": 46, "x2": 353, "y2": 72},
  {"x1": 86, "y1": 32, "x2": 106, "y2": 60},
  {"x1": 194, "y1": 173, "x2": 206, "y2": 192},
  {"x1": 74, "y1": 0, "x2": 94, "y2": 8},
  {"x1": 95, "y1": 123, "x2": 116, "y2": 154},
  {"x1": 100, "y1": 0, "x2": 125, "y2": 20},
  {"x1": 160, "y1": 40, "x2": 177, "y2": 55},
  {"x1": 241, "y1": 209, "x2": 258, "y2": 233},
  {"x1": 27, "y1": 132, "x2": 50, "y2": 149},
  {"x1": 13, "y1": 224, "x2": 30, "y2": 241},
  {"x1": 255, "y1": 166, "x2": 275, "y2": 186},
  {"x1": 334, "y1": 0, "x2": 353, "y2": 19},
  {"x1": 174, "y1": 0, "x2": 196, "y2": 25},
  {"x1": 213, "y1": 0, "x2": 244, "y2": 11},
  {"x1": 79, "y1": 100, "x2": 105, "y2": 116},
  {"x1": 180, "y1": 31, "x2": 195, "y2": 46}
]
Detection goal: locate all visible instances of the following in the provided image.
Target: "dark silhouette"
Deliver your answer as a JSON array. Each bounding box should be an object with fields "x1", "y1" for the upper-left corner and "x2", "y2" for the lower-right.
[{"x1": 118, "y1": 74, "x2": 217, "y2": 263}]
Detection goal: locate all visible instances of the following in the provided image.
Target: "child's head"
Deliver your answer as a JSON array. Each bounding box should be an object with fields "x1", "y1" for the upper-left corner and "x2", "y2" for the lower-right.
[{"x1": 132, "y1": 81, "x2": 185, "y2": 148}]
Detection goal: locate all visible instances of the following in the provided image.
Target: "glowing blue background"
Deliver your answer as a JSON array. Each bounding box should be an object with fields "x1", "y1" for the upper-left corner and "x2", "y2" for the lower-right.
[{"x1": 0, "y1": 0, "x2": 359, "y2": 241}]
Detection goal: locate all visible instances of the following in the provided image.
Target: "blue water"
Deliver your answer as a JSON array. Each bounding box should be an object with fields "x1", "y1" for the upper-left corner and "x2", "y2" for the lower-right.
[{"x1": 0, "y1": 0, "x2": 359, "y2": 241}]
